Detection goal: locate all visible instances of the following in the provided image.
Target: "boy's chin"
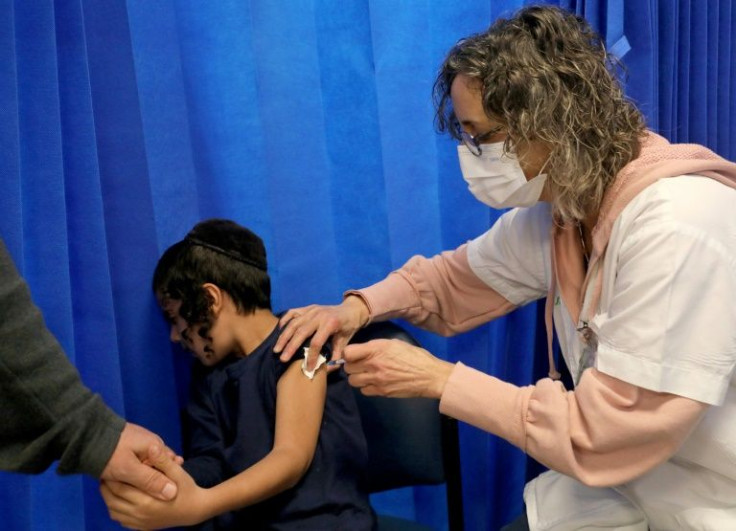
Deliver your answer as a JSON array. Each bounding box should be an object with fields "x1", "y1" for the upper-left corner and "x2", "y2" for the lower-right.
[{"x1": 196, "y1": 351, "x2": 220, "y2": 366}]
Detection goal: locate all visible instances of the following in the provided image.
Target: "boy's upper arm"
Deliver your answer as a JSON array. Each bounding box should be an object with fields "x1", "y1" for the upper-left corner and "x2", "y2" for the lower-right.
[{"x1": 273, "y1": 361, "x2": 327, "y2": 469}]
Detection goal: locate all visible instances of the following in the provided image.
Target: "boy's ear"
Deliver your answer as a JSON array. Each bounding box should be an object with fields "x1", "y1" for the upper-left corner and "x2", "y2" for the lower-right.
[{"x1": 202, "y1": 283, "x2": 223, "y2": 315}]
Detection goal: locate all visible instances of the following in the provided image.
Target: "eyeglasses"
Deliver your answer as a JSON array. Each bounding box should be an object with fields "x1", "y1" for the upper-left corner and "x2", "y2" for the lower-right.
[{"x1": 457, "y1": 124, "x2": 505, "y2": 156}]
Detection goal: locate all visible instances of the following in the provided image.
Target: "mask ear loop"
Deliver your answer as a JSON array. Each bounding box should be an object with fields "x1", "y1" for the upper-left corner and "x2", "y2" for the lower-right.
[
  {"x1": 502, "y1": 149, "x2": 552, "y2": 206},
  {"x1": 531, "y1": 150, "x2": 552, "y2": 179},
  {"x1": 505, "y1": 143, "x2": 552, "y2": 181}
]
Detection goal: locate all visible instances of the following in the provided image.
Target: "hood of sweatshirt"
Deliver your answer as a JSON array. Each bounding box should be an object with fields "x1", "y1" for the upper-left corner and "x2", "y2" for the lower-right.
[{"x1": 543, "y1": 131, "x2": 736, "y2": 380}]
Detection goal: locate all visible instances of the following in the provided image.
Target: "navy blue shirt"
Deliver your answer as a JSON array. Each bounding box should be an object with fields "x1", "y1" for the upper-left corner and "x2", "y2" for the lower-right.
[{"x1": 182, "y1": 325, "x2": 376, "y2": 530}]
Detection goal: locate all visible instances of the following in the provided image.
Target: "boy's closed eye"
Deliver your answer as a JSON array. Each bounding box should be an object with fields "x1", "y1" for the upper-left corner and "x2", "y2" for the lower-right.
[{"x1": 180, "y1": 328, "x2": 193, "y2": 345}]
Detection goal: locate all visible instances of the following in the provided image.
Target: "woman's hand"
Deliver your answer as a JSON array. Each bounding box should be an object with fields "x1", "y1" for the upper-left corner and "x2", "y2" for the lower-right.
[
  {"x1": 101, "y1": 424, "x2": 182, "y2": 502},
  {"x1": 342, "y1": 338, "x2": 455, "y2": 399},
  {"x1": 100, "y1": 446, "x2": 211, "y2": 530},
  {"x1": 274, "y1": 295, "x2": 370, "y2": 368}
]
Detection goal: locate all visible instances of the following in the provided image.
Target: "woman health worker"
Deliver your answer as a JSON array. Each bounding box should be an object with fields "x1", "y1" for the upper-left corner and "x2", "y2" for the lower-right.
[{"x1": 276, "y1": 6, "x2": 736, "y2": 531}]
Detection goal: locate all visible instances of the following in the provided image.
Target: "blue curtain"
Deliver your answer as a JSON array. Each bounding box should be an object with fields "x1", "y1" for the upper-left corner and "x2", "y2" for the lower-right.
[{"x1": 0, "y1": 1, "x2": 733, "y2": 529}]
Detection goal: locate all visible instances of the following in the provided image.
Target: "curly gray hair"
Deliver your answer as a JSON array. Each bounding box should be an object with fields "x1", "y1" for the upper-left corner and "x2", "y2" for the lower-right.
[{"x1": 433, "y1": 5, "x2": 646, "y2": 221}]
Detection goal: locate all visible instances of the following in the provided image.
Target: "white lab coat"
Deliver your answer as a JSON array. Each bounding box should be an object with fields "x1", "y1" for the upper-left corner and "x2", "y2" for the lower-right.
[{"x1": 467, "y1": 175, "x2": 736, "y2": 530}]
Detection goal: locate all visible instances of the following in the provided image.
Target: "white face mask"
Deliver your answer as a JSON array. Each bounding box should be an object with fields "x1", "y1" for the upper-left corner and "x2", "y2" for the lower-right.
[{"x1": 458, "y1": 143, "x2": 547, "y2": 209}]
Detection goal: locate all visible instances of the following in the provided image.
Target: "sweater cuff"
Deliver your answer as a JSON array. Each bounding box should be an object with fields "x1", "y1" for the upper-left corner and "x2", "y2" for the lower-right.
[
  {"x1": 348, "y1": 272, "x2": 420, "y2": 322},
  {"x1": 439, "y1": 362, "x2": 531, "y2": 450},
  {"x1": 342, "y1": 290, "x2": 374, "y2": 325},
  {"x1": 57, "y1": 395, "x2": 126, "y2": 477}
]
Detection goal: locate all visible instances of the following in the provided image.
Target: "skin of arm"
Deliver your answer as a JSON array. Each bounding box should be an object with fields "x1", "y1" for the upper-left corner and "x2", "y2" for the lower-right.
[{"x1": 101, "y1": 361, "x2": 327, "y2": 529}]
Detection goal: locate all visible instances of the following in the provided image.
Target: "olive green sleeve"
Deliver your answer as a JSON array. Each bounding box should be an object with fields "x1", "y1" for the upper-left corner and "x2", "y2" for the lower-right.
[{"x1": 0, "y1": 238, "x2": 125, "y2": 477}]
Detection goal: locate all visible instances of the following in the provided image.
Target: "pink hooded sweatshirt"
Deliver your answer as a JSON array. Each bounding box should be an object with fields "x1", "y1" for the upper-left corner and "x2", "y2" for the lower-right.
[{"x1": 350, "y1": 132, "x2": 736, "y2": 487}]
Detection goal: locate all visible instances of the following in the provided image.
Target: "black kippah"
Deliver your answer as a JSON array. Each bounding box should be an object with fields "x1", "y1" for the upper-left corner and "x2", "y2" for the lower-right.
[{"x1": 184, "y1": 219, "x2": 267, "y2": 271}]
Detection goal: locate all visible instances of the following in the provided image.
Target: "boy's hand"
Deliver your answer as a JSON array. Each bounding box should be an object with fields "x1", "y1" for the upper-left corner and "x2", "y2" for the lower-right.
[{"x1": 100, "y1": 445, "x2": 210, "y2": 529}]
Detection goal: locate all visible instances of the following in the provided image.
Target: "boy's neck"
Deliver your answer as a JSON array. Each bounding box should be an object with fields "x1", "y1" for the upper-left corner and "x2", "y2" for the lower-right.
[{"x1": 233, "y1": 309, "x2": 279, "y2": 356}]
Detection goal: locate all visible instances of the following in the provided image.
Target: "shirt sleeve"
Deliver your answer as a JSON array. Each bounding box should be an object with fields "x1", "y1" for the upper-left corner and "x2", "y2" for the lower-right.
[
  {"x1": 351, "y1": 244, "x2": 517, "y2": 336},
  {"x1": 466, "y1": 204, "x2": 550, "y2": 306},
  {"x1": 351, "y1": 205, "x2": 550, "y2": 336},
  {"x1": 182, "y1": 366, "x2": 227, "y2": 488},
  {"x1": 0, "y1": 238, "x2": 125, "y2": 477},
  {"x1": 273, "y1": 342, "x2": 317, "y2": 381},
  {"x1": 592, "y1": 215, "x2": 736, "y2": 405},
  {"x1": 440, "y1": 363, "x2": 708, "y2": 487}
]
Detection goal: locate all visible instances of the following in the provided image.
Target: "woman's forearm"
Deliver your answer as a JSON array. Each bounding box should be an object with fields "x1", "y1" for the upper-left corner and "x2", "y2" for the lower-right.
[{"x1": 440, "y1": 363, "x2": 707, "y2": 487}]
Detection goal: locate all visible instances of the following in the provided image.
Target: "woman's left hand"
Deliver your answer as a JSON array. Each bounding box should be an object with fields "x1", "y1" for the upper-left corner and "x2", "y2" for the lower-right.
[{"x1": 342, "y1": 339, "x2": 455, "y2": 399}]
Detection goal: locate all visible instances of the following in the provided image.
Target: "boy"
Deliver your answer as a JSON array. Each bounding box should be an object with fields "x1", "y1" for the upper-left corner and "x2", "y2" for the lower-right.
[{"x1": 110, "y1": 219, "x2": 376, "y2": 529}]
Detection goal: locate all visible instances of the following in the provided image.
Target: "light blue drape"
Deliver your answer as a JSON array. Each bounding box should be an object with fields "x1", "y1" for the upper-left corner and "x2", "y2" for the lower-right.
[{"x1": 1, "y1": 1, "x2": 733, "y2": 529}]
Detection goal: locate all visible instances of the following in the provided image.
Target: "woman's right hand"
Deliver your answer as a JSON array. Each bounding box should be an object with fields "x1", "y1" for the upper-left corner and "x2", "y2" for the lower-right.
[{"x1": 274, "y1": 295, "x2": 370, "y2": 368}]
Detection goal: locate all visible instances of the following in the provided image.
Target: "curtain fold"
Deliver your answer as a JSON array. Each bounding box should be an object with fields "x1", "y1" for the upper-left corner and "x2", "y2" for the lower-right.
[{"x1": 1, "y1": 1, "x2": 733, "y2": 529}]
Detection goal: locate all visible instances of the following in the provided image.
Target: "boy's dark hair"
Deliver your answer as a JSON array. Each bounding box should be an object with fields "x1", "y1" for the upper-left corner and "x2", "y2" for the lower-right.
[{"x1": 153, "y1": 219, "x2": 271, "y2": 331}]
